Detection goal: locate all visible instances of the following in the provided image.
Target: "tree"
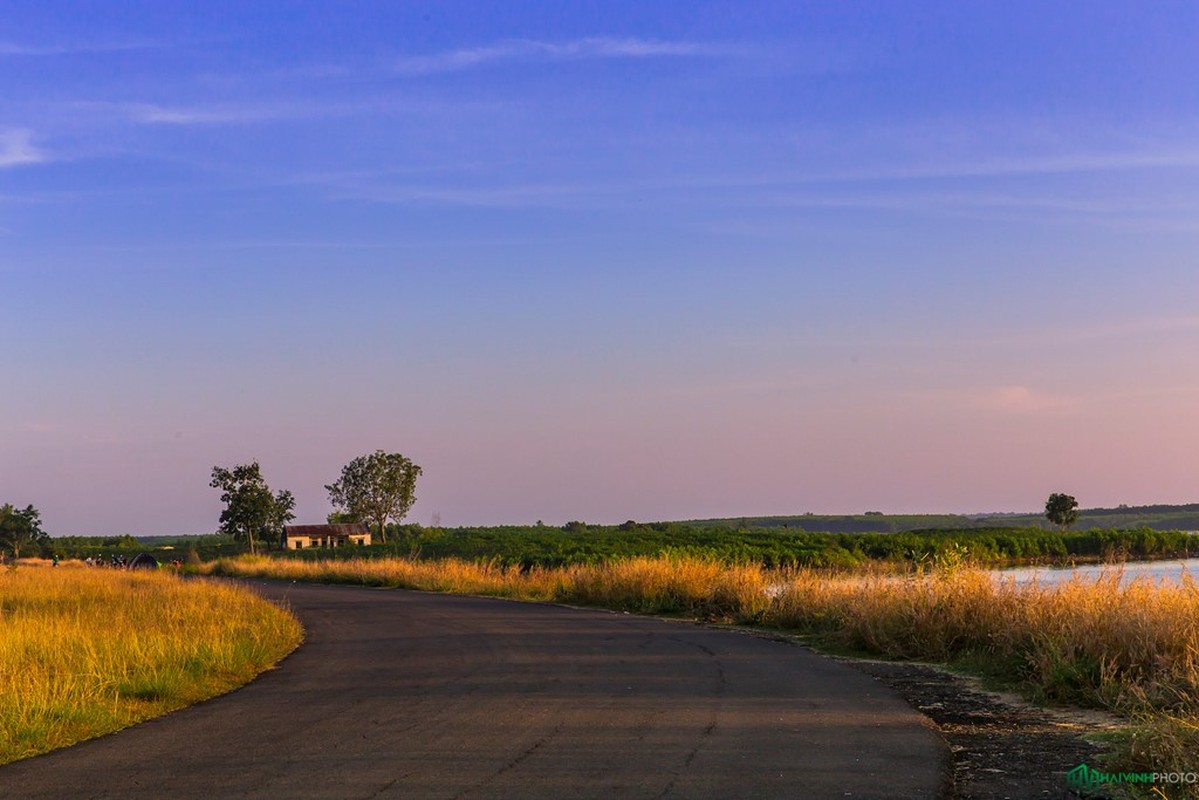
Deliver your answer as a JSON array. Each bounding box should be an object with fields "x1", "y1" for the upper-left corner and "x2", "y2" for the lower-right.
[
  {"x1": 210, "y1": 462, "x2": 295, "y2": 555},
  {"x1": 1045, "y1": 492, "x2": 1080, "y2": 531},
  {"x1": 0, "y1": 503, "x2": 48, "y2": 558},
  {"x1": 325, "y1": 451, "x2": 421, "y2": 545}
]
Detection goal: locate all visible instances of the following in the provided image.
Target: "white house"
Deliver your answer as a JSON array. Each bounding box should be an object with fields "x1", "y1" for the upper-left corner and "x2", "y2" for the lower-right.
[{"x1": 282, "y1": 523, "x2": 371, "y2": 550}]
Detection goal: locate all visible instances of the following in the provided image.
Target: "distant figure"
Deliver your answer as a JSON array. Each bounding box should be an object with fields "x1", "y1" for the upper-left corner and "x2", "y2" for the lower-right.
[{"x1": 52, "y1": 554, "x2": 59, "y2": 567}]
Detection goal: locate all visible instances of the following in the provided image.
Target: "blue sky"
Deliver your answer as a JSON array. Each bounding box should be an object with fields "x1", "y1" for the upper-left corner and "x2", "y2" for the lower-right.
[{"x1": 3, "y1": 2, "x2": 1198, "y2": 535}]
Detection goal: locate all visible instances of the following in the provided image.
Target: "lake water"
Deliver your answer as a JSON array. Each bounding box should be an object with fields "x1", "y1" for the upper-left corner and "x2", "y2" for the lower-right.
[{"x1": 995, "y1": 558, "x2": 1199, "y2": 586}]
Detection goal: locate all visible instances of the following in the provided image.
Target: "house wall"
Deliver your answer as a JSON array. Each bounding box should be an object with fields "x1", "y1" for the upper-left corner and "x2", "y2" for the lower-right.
[{"x1": 284, "y1": 533, "x2": 370, "y2": 549}]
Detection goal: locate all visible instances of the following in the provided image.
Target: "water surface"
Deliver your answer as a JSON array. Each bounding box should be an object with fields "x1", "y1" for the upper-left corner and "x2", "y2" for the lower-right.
[{"x1": 996, "y1": 558, "x2": 1199, "y2": 586}]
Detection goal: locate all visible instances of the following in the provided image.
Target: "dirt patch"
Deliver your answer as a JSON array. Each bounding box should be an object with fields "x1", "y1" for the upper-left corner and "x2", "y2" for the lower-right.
[{"x1": 841, "y1": 658, "x2": 1121, "y2": 799}]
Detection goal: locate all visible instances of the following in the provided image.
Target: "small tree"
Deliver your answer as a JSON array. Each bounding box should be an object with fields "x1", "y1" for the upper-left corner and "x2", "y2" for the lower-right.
[
  {"x1": 210, "y1": 462, "x2": 295, "y2": 555},
  {"x1": 325, "y1": 451, "x2": 421, "y2": 545},
  {"x1": 1045, "y1": 492, "x2": 1079, "y2": 531},
  {"x1": 0, "y1": 503, "x2": 48, "y2": 558}
]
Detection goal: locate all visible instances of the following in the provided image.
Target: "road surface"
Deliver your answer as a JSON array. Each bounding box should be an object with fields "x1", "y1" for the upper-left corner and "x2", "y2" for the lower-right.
[{"x1": 0, "y1": 582, "x2": 950, "y2": 798}]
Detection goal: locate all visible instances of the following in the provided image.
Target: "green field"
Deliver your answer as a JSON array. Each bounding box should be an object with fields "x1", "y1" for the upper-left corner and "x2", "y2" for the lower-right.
[
  {"x1": 286, "y1": 521, "x2": 1197, "y2": 569},
  {"x1": 689, "y1": 503, "x2": 1199, "y2": 533},
  {"x1": 46, "y1": 502, "x2": 1199, "y2": 569}
]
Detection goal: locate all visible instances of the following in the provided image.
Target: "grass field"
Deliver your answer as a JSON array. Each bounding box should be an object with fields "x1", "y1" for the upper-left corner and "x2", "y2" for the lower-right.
[
  {"x1": 199, "y1": 554, "x2": 1199, "y2": 787},
  {"x1": 0, "y1": 561, "x2": 302, "y2": 765}
]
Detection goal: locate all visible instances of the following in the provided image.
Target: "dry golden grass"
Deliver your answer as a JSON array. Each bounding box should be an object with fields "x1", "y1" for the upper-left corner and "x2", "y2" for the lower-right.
[
  {"x1": 0, "y1": 562, "x2": 302, "y2": 765},
  {"x1": 201, "y1": 553, "x2": 1199, "y2": 782}
]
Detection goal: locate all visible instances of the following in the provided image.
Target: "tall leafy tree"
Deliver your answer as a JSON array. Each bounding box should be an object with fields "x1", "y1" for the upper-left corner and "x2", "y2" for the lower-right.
[
  {"x1": 1045, "y1": 492, "x2": 1080, "y2": 531},
  {"x1": 210, "y1": 462, "x2": 295, "y2": 555},
  {"x1": 326, "y1": 451, "x2": 421, "y2": 545},
  {"x1": 0, "y1": 503, "x2": 48, "y2": 558}
]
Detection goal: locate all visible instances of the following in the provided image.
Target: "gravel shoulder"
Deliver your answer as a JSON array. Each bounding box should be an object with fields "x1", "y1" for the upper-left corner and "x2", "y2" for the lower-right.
[{"x1": 840, "y1": 657, "x2": 1120, "y2": 799}]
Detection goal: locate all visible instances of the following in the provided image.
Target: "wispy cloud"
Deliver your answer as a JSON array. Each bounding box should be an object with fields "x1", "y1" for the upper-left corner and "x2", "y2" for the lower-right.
[
  {"x1": 818, "y1": 150, "x2": 1199, "y2": 183},
  {"x1": 0, "y1": 39, "x2": 160, "y2": 57},
  {"x1": 131, "y1": 103, "x2": 295, "y2": 126},
  {"x1": 0, "y1": 129, "x2": 45, "y2": 168},
  {"x1": 328, "y1": 181, "x2": 596, "y2": 208},
  {"x1": 394, "y1": 36, "x2": 743, "y2": 75},
  {"x1": 21, "y1": 421, "x2": 61, "y2": 434},
  {"x1": 671, "y1": 146, "x2": 1199, "y2": 194},
  {"x1": 978, "y1": 386, "x2": 1078, "y2": 415},
  {"x1": 70, "y1": 100, "x2": 363, "y2": 127},
  {"x1": 74, "y1": 96, "x2": 482, "y2": 127},
  {"x1": 743, "y1": 187, "x2": 1199, "y2": 226}
]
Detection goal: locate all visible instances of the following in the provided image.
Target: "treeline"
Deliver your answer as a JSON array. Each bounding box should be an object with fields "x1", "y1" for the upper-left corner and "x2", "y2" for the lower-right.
[
  {"x1": 689, "y1": 504, "x2": 1199, "y2": 533},
  {"x1": 282, "y1": 522, "x2": 1198, "y2": 569},
  {"x1": 49, "y1": 522, "x2": 1198, "y2": 569},
  {"x1": 47, "y1": 534, "x2": 239, "y2": 562},
  {"x1": 976, "y1": 504, "x2": 1199, "y2": 532},
  {"x1": 686, "y1": 514, "x2": 982, "y2": 534}
]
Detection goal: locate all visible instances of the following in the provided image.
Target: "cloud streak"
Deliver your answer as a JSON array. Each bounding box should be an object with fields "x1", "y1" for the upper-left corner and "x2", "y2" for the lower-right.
[
  {"x1": 0, "y1": 39, "x2": 161, "y2": 57},
  {"x1": 394, "y1": 36, "x2": 742, "y2": 75},
  {"x1": 130, "y1": 103, "x2": 297, "y2": 126},
  {"x1": 819, "y1": 150, "x2": 1199, "y2": 183},
  {"x1": 0, "y1": 129, "x2": 45, "y2": 168},
  {"x1": 72, "y1": 95, "x2": 486, "y2": 128},
  {"x1": 328, "y1": 180, "x2": 614, "y2": 208},
  {"x1": 666, "y1": 146, "x2": 1199, "y2": 195},
  {"x1": 978, "y1": 386, "x2": 1078, "y2": 415},
  {"x1": 65, "y1": 100, "x2": 371, "y2": 127}
]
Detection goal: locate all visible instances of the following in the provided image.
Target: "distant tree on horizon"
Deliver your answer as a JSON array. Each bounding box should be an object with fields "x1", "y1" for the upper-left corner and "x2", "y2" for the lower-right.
[
  {"x1": 0, "y1": 503, "x2": 48, "y2": 558},
  {"x1": 1045, "y1": 493, "x2": 1080, "y2": 531},
  {"x1": 210, "y1": 462, "x2": 295, "y2": 555},
  {"x1": 326, "y1": 451, "x2": 421, "y2": 545}
]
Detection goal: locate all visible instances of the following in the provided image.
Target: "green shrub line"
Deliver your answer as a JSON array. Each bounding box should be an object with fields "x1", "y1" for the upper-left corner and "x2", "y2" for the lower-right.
[
  {"x1": 46, "y1": 523, "x2": 1198, "y2": 571},
  {"x1": 287, "y1": 523, "x2": 1198, "y2": 570}
]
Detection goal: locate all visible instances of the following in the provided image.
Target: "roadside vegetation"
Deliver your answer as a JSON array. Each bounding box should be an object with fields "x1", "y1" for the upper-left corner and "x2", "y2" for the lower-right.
[
  {"x1": 199, "y1": 553, "x2": 1199, "y2": 788},
  {"x1": 293, "y1": 522, "x2": 1197, "y2": 569},
  {"x1": 47, "y1": 532, "x2": 241, "y2": 563},
  {"x1": 0, "y1": 562, "x2": 302, "y2": 765},
  {"x1": 39, "y1": 524, "x2": 1198, "y2": 576}
]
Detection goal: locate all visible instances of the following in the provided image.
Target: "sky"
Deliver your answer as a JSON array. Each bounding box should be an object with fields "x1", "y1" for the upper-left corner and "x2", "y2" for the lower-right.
[{"x1": 3, "y1": 1, "x2": 1199, "y2": 536}]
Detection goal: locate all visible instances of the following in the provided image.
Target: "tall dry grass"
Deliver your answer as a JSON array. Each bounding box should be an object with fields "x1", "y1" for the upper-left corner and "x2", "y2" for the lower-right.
[
  {"x1": 201, "y1": 554, "x2": 1199, "y2": 780},
  {"x1": 0, "y1": 562, "x2": 302, "y2": 765}
]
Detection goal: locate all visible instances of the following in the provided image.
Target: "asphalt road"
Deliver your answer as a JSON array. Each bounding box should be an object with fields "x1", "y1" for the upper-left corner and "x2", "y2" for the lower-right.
[{"x1": 0, "y1": 582, "x2": 950, "y2": 799}]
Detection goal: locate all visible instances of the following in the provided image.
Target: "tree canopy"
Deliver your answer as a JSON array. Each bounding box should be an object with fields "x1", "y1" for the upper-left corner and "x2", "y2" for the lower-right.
[
  {"x1": 326, "y1": 451, "x2": 421, "y2": 544},
  {"x1": 210, "y1": 462, "x2": 295, "y2": 555},
  {"x1": 1045, "y1": 492, "x2": 1080, "y2": 531},
  {"x1": 0, "y1": 503, "x2": 48, "y2": 558}
]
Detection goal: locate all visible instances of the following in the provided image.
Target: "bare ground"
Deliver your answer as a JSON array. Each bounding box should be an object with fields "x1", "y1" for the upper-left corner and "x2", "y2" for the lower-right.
[{"x1": 841, "y1": 657, "x2": 1122, "y2": 799}]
